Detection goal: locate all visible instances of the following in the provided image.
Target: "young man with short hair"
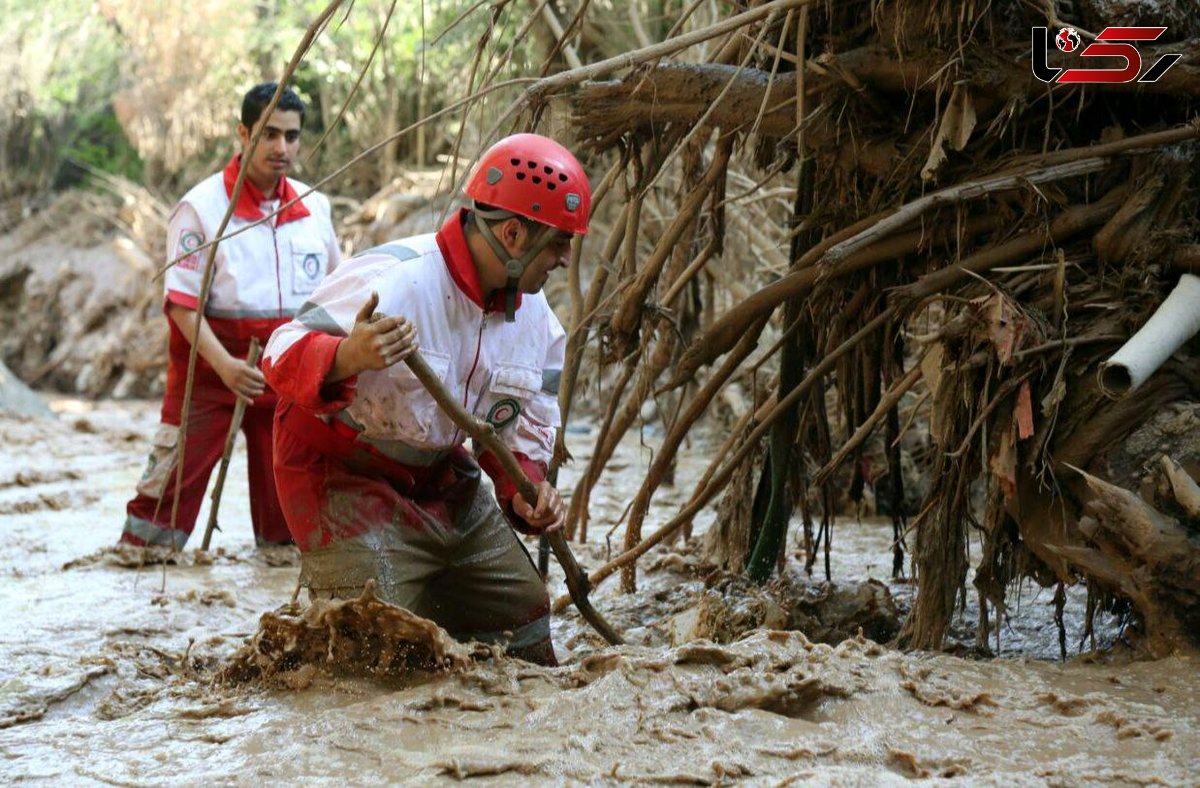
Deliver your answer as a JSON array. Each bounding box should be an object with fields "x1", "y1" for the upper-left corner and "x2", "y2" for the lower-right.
[{"x1": 120, "y1": 83, "x2": 341, "y2": 549}]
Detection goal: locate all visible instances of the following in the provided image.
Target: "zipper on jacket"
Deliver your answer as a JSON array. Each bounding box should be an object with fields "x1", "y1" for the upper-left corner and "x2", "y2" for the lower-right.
[
  {"x1": 452, "y1": 311, "x2": 489, "y2": 446},
  {"x1": 271, "y1": 214, "x2": 283, "y2": 316},
  {"x1": 462, "y1": 311, "x2": 488, "y2": 410}
]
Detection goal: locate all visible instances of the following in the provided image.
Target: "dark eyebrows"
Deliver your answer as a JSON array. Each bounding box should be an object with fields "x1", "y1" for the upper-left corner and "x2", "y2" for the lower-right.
[{"x1": 264, "y1": 125, "x2": 301, "y2": 139}]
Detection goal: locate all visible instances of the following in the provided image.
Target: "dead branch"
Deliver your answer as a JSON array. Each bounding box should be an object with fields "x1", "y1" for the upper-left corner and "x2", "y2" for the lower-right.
[
  {"x1": 813, "y1": 361, "x2": 924, "y2": 487},
  {"x1": 894, "y1": 185, "x2": 1127, "y2": 303},
  {"x1": 169, "y1": 0, "x2": 348, "y2": 558},
  {"x1": 555, "y1": 309, "x2": 895, "y2": 612},
  {"x1": 666, "y1": 213, "x2": 1007, "y2": 389}
]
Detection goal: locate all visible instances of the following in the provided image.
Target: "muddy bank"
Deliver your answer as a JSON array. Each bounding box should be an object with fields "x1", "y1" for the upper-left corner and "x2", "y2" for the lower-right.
[
  {"x1": 0, "y1": 190, "x2": 169, "y2": 398},
  {"x1": 0, "y1": 399, "x2": 1196, "y2": 783}
]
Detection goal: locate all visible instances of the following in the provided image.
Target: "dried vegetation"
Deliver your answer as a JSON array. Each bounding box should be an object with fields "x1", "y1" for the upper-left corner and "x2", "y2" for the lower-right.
[{"x1": 520, "y1": 0, "x2": 1200, "y2": 655}]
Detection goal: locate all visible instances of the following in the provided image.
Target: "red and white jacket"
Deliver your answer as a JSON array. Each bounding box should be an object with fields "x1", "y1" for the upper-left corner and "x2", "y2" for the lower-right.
[
  {"x1": 163, "y1": 155, "x2": 341, "y2": 409},
  {"x1": 263, "y1": 209, "x2": 566, "y2": 505}
]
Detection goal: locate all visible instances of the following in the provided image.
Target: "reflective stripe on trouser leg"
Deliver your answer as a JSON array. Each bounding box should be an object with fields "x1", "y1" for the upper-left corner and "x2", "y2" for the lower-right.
[
  {"x1": 121, "y1": 399, "x2": 232, "y2": 547},
  {"x1": 120, "y1": 513, "x2": 190, "y2": 549}
]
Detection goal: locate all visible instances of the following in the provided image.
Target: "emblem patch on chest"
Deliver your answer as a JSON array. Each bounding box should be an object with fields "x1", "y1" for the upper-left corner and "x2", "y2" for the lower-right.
[
  {"x1": 290, "y1": 246, "x2": 326, "y2": 295},
  {"x1": 486, "y1": 398, "x2": 521, "y2": 430}
]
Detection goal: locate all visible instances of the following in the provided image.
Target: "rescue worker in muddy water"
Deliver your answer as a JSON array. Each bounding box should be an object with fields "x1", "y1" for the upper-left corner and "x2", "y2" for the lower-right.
[
  {"x1": 262, "y1": 134, "x2": 589, "y2": 666},
  {"x1": 119, "y1": 83, "x2": 341, "y2": 549}
]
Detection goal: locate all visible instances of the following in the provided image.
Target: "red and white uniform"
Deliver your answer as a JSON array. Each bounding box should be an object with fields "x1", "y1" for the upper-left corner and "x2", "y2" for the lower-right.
[
  {"x1": 162, "y1": 156, "x2": 341, "y2": 411},
  {"x1": 120, "y1": 155, "x2": 340, "y2": 548},
  {"x1": 263, "y1": 208, "x2": 566, "y2": 551}
]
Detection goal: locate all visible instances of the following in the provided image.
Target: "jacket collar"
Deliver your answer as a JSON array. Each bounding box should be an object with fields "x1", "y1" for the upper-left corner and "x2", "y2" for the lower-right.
[
  {"x1": 436, "y1": 208, "x2": 521, "y2": 314},
  {"x1": 222, "y1": 154, "x2": 311, "y2": 225}
]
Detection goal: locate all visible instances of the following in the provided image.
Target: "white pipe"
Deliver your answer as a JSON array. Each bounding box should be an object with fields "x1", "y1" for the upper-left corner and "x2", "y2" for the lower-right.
[{"x1": 1099, "y1": 273, "x2": 1200, "y2": 397}]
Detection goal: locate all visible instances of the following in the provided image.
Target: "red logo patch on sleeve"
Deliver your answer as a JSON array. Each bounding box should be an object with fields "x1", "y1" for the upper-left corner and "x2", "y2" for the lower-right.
[{"x1": 176, "y1": 230, "x2": 204, "y2": 271}]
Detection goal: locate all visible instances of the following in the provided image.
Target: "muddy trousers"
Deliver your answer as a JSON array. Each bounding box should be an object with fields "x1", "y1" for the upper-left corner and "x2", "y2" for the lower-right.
[
  {"x1": 120, "y1": 397, "x2": 290, "y2": 548},
  {"x1": 293, "y1": 479, "x2": 555, "y2": 666}
]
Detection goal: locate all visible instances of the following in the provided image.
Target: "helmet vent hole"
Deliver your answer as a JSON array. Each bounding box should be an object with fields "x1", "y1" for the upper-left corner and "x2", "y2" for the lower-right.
[
  {"x1": 547, "y1": 182, "x2": 557, "y2": 191},
  {"x1": 558, "y1": 173, "x2": 568, "y2": 182},
  {"x1": 516, "y1": 172, "x2": 526, "y2": 181},
  {"x1": 532, "y1": 176, "x2": 542, "y2": 184},
  {"x1": 527, "y1": 161, "x2": 537, "y2": 169},
  {"x1": 543, "y1": 166, "x2": 553, "y2": 175},
  {"x1": 509, "y1": 158, "x2": 520, "y2": 166}
]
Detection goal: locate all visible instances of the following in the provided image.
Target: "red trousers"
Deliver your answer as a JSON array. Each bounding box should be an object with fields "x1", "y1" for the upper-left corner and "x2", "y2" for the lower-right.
[{"x1": 120, "y1": 396, "x2": 290, "y2": 548}]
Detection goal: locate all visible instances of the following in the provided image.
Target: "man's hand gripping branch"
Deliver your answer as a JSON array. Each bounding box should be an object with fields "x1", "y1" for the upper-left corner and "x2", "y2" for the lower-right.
[{"x1": 327, "y1": 292, "x2": 418, "y2": 383}]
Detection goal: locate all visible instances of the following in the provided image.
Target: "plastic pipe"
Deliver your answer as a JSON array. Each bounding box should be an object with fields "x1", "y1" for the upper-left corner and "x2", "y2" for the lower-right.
[{"x1": 1099, "y1": 273, "x2": 1200, "y2": 397}]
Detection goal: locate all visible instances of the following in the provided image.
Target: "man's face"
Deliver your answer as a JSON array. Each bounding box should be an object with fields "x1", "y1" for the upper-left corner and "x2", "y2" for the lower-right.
[
  {"x1": 236, "y1": 109, "x2": 302, "y2": 192},
  {"x1": 515, "y1": 226, "x2": 574, "y2": 294}
]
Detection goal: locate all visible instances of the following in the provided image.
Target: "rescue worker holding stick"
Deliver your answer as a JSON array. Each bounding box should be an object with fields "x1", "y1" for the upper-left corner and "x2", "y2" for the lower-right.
[
  {"x1": 120, "y1": 83, "x2": 341, "y2": 549},
  {"x1": 262, "y1": 134, "x2": 589, "y2": 665}
]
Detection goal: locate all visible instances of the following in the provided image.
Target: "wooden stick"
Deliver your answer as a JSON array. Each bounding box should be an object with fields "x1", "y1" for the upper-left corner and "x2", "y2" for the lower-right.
[
  {"x1": 304, "y1": 0, "x2": 400, "y2": 164},
  {"x1": 200, "y1": 338, "x2": 263, "y2": 551},
  {"x1": 820, "y1": 158, "x2": 1110, "y2": 265},
  {"x1": 402, "y1": 351, "x2": 625, "y2": 646},
  {"x1": 533, "y1": 0, "x2": 583, "y2": 70},
  {"x1": 812, "y1": 359, "x2": 924, "y2": 487},
  {"x1": 554, "y1": 308, "x2": 895, "y2": 613}
]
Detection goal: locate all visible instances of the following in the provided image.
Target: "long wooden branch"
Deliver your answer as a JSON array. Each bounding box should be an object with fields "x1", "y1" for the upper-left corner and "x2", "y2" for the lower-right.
[
  {"x1": 527, "y1": 0, "x2": 814, "y2": 101},
  {"x1": 821, "y1": 158, "x2": 1110, "y2": 265},
  {"x1": 572, "y1": 63, "x2": 800, "y2": 145},
  {"x1": 402, "y1": 352, "x2": 624, "y2": 646},
  {"x1": 664, "y1": 213, "x2": 1005, "y2": 390},
  {"x1": 812, "y1": 359, "x2": 924, "y2": 487},
  {"x1": 669, "y1": 147, "x2": 1157, "y2": 387},
  {"x1": 554, "y1": 308, "x2": 895, "y2": 613},
  {"x1": 609, "y1": 138, "x2": 732, "y2": 339},
  {"x1": 618, "y1": 316, "x2": 768, "y2": 587},
  {"x1": 200, "y1": 338, "x2": 262, "y2": 551},
  {"x1": 892, "y1": 184, "x2": 1127, "y2": 303},
  {"x1": 564, "y1": 346, "x2": 640, "y2": 542},
  {"x1": 824, "y1": 123, "x2": 1200, "y2": 266},
  {"x1": 571, "y1": 51, "x2": 1200, "y2": 154}
]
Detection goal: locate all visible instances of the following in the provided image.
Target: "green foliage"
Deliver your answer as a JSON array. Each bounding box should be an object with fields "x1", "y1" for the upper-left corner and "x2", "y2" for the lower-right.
[
  {"x1": 0, "y1": 0, "x2": 135, "y2": 196},
  {"x1": 0, "y1": 0, "x2": 571, "y2": 198},
  {"x1": 57, "y1": 109, "x2": 144, "y2": 188}
]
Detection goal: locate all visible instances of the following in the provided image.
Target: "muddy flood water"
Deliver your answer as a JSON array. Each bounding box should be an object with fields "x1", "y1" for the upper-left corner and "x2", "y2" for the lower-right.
[{"x1": 1, "y1": 398, "x2": 1196, "y2": 785}]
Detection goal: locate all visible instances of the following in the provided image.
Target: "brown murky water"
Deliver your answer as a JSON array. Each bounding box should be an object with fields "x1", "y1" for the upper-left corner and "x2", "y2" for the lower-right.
[{"x1": 1, "y1": 399, "x2": 1196, "y2": 784}]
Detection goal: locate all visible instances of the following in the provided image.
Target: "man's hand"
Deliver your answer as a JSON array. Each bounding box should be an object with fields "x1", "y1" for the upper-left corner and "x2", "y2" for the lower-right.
[
  {"x1": 332, "y1": 292, "x2": 418, "y2": 380},
  {"x1": 512, "y1": 481, "x2": 565, "y2": 534},
  {"x1": 166, "y1": 302, "x2": 265, "y2": 401},
  {"x1": 216, "y1": 353, "x2": 266, "y2": 402}
]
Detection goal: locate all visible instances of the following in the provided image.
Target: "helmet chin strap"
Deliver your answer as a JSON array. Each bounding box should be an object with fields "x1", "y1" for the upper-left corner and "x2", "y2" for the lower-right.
[{"x1": 473, "y1": 205, "x2": 559, "y2": 322}]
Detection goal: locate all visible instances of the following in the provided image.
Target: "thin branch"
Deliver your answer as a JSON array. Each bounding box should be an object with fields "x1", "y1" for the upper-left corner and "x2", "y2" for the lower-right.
[
  {"x1": 554, "y1": 307, "x2": 895, "y2": 612},
  {"x1": 154, "y1": 76, "x2": 538, "y2": 280},
  {"x1": 305, "y1": 0, "x2": 399, "y2": 164},
  {"x1": 813, "y1": 360, "x2": 924, "y2": 487}
]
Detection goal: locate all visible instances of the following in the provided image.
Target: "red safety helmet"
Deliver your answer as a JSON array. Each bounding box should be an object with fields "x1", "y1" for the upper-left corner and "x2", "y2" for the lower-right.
[{"x1": 464, "y1": 133, "x2": 591, "y2": 235}]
